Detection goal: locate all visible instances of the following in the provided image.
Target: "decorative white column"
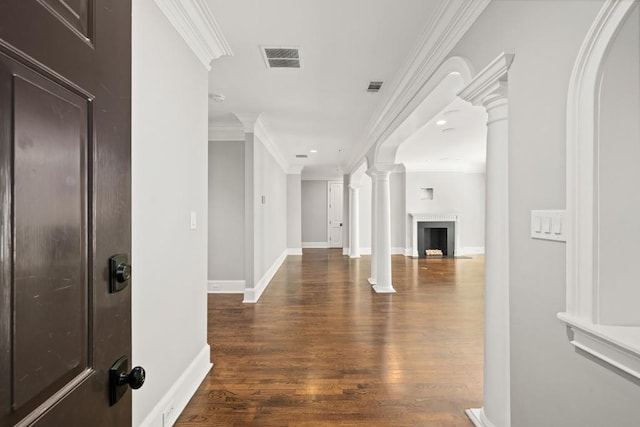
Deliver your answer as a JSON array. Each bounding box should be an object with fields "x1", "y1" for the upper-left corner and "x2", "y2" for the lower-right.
[
  {"x1": 460, "y1": 53, "x2": 514, "y2": 427},
  {"x1": 349, "y1": 184, "x2": 361, "y2": 258},
  {"x1": 368, "y1": 174, "x2": 378, "y2": 285},
  {"x1": 369, "y1": 166, "x2": 396, "y2": 293}
]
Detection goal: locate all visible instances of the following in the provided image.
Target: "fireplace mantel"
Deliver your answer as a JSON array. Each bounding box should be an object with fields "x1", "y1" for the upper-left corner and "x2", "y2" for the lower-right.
[{"x1": 408, "y1": 213, "x2": 461, "y2": 258}]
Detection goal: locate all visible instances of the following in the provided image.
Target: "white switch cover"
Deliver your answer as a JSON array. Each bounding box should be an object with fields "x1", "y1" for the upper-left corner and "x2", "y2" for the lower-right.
[
  {"x1": 190, "y1": 211, "x2": 197, "y2": 230},
  {"x1": 531, "y1": 210, "x2": 566, "y2": 242}
]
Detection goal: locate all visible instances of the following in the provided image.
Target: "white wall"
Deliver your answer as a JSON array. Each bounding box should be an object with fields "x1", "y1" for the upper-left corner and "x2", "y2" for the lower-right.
[
  {"x1": 404, "y1": 171, "x2": 485, "y2": 252},
  {"x1": 208, "y1": 141, "x2": 244, "y2": 280},
  {"x1": 132, "y1": 0, "x2": 209, "y2": 424},
  {"x1": 390, "y1": 172, "x2": 406, "y2": 251},
  {"x1": 301, "y1": 180, "x2": 328, "y2": 244},
  {"x1": 287, "y1": 174, "x2": 302, "y2": 251},
  {"x1": 358, "y1": 174, "x2": 372, "y2": 250},
  {"x1": 251, "y1": 134, "x2": 288, "y2": 287},
  {"x1": 453, "y1": 1, "x2": 640, "y2": 425}
]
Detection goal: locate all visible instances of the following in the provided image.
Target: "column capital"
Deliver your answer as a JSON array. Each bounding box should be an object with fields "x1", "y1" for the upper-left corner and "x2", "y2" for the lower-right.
[
  {"x1": 366, "y1": 163, "x2": 402, "y2": 178},
  {"x1": 348, "y1": 184, "x2": 360, "y2": 191},
  {"x1": 458, "y1": 52, "x2": 514, "y2": 107}
]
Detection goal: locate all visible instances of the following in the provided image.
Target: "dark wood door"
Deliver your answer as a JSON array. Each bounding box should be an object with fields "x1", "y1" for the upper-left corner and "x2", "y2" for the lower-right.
[{"x1": 0, "y1": 1, "x2": 133, "y2": 425}]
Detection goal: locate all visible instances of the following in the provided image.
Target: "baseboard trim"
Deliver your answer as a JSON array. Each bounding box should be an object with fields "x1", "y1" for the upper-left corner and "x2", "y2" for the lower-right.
[
  {"x1": 465, "y1": 408, "x2": 496, "y2": 427},
  {"x1": 207, "y1": 280, "x2": 245, "y2": 294},
  {"x1": 342, "y1": 247, "x2": 349, "y2": 256},
  {"x1": 391, "y1": 247, "x2": 405, "y2": 255},
  {"x1": 462, "y1": 246, "x2": 485, "y2": 255},
  {"x1": 360, "y1": 247, "x2": 372, "y2": 255},
  {"x1": 137, "y1": 343, "x2": 212, "y2": 427},
  {"x1": 243, "y1": 249, "x2": 287, "y2": 303},
  {"x1": 287, "y1": 248, "x2": 303, "y2": 255},
  {"x1": 302, "y1": 242, "x2": 329, "y2": 248}
]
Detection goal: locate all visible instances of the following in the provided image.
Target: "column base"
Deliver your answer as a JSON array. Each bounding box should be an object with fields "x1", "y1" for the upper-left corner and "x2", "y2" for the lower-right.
[
  {"x1": 465, "y1": 408, "x2": 496, "y2": 427},
  {"x1": 350, "y1": 255, "x2": 361, "y2": 259},
  {"x1": 372, "y1": 284, "x2": 396, "y2": 294},
  {"x1": 368, "y1": 277, "x2": 376, "y2": 285}
]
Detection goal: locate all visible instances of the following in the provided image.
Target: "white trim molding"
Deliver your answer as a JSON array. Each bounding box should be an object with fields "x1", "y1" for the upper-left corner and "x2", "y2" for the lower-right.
[
  {"x1": 462, "y1": 246, "x2": 485, "y2": 255},
  {"x1": 458, "y1": 53, "x2": 514, "y2": 106},
  {"x1": 465, "y1": 408, "x2": 497, "y2": 427},
  {"x1": 208, "y1": 123, "x2": 244, "y2": 141},
  {"x1": 558, "y1": 313, "x2": 640, "y2": 380},
  {"x1": 287, "y1": 248, "x2": 303, "y2": 256},
  {"x1": 408, "y1": 213, "x2": 461, "y2": 258},
  {"x1": 153, "y1": 0, "x2": 233, "y2": 70},
  {"x1": 559, "y1": 0, "x2": 640, "y2": 379},
  {"x1": 207, "y1": 280, "x2": 245, "y2": 294},
  {"x1": 302, "y1": 242, "x2": 330, "y2": 249},
  {"x1": 254, "y1": 118, "x2": 289, "y2": 173},
  {"x1": 137, "y1": 344, "x2": 212, "y2": 427},
  {"x1": 243, "y1": 250, "x2": 287, "y2": 303},
  {"x1": 346, "y1": 0, "x2": 490, "y2": 172}
]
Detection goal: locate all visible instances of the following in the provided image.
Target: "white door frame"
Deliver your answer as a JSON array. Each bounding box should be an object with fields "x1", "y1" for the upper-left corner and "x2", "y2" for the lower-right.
[{"x1": 327, "y1": 181, "x2": 343, "y2": 248}]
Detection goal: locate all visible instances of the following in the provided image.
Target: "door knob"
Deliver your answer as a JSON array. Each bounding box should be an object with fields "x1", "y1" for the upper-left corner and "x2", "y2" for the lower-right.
[
  {"x1": 118, "y1": 366, "x2": 145, "y2": 389},
  {"x1": 109, "y1": 356, "x2": 145, "y2": 405},
  {"x1": 109, "y1": 254, "x2": 131, "y2": 293}
]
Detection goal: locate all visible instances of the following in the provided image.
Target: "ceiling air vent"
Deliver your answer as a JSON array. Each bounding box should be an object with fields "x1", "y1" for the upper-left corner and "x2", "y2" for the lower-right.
[
  {"x1": 295, "y1": 154, "x2": 308, "y2": 158},
  {"x1": 367, "y1": 81, "x2": 383, "y2": 93},
  {"x1": 262, "y1": 46, "x2": 301, "y2": 69}
]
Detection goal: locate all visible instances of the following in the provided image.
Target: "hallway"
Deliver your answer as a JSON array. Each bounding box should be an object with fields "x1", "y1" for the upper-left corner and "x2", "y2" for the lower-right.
[{"x1": 177, "y1": 250, "x2": 483, "y2": 426}]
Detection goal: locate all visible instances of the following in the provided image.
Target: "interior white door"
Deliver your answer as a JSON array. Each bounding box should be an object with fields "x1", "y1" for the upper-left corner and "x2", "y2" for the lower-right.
[{"x1": 328, "y1": 182, "x2": 343, "y2": 247}]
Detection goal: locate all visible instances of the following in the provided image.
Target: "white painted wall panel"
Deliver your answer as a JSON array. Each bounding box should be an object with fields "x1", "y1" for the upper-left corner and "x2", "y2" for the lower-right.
[
  {"x1": 132, "y1": 0, "x2": 208, "y2": 423},
  {"x1": 208, "y1": 141, "x2": 244, "y2": 280}
]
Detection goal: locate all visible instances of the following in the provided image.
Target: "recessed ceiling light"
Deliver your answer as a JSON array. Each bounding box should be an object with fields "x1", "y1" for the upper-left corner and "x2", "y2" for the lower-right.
[
  {"x1": 449, "y1": 71, "x2": 461, "y2": 76},
  {"x1": 310, "y1": 149, "x2": 317, "y2": 153},
  {"x1": 436, "y1": 119, "x2": 447, "y2": 126}
]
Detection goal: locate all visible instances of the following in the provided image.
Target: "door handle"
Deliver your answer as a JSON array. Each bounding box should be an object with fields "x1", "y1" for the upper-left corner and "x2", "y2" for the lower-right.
[
  {"x1": 109, "y1": 356, "x2": 145, "y2": 405},
  {"x1": 340, "y1": 223, "x2": 343, "y2": 226}
]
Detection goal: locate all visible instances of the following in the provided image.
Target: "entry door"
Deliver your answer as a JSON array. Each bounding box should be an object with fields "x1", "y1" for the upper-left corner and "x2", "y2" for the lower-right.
[
  {"x1": 328, "y1": 182, "x2": 343, "y2": 248},
  {"x1": 0, "y1": 1, "x2": 134, "y2": 425}
]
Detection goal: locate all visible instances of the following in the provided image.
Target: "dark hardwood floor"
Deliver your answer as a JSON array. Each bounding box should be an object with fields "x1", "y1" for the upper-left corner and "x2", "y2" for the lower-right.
[{"x1": 176, "y1": 249, "x2": 484, "y2": 426}]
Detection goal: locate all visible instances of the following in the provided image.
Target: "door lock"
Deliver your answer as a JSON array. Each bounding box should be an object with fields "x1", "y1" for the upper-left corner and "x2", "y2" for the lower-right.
[{"x1": 109, "y1": 254, "x2": 131, "y2": 293}]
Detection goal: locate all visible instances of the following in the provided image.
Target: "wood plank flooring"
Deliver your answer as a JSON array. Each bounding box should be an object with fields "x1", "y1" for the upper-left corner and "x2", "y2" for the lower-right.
[{"x1": 176, "y1": 250, "x2": 484, "y2": 426}]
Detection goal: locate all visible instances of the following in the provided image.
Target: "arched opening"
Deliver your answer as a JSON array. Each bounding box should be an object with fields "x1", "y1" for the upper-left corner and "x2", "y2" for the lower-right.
[{"x1": 560, "y1": 0, "x2": 640, "y2": 380}]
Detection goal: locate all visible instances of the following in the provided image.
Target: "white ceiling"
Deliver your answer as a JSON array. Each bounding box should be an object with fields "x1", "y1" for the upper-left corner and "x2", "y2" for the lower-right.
[
  {"x1": 396, "y1": 97, "x2": 488, "y2": 172},
  {"x1": 206, "y1": 0, "x2": 444, "y2": 176}
]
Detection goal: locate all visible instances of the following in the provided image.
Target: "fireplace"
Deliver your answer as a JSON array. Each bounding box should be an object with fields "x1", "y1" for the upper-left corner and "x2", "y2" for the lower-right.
[
  {"x1": 417, "y1": 221, "x2": 456, "y2": 258},
  {"x1": 408, "y1": 213, "x2": 460, "y2": 258}
]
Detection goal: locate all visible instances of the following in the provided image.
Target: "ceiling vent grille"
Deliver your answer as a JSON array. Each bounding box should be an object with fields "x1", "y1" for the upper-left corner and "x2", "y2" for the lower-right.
[
  {"x1": 262, "y1": 47, "x2": 301, "y2": 69},
  {"x1": 367, "y1": 81, "x2": 383, "y2": 92},
  {"x1": 295, "y1": 154, "x2": 308, "y2": 158}
]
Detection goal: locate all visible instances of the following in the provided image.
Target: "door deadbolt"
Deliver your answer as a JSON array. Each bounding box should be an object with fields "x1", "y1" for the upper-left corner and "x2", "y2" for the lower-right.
[{"x1": 110, "y1": 254, "x2": 131, "y2": 293}]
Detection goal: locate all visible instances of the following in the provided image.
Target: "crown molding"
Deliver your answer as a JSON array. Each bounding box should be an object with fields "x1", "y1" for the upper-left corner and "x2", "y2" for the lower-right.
[
  {"x1": 154, "y1": 0, "x2": 233, "y2": 70},
  {"x1": 403, "y1": 162, "x2": 486, "y2": 174},
  {"x1": 345, "y1": 0, "x2": 490, "y2": 173},
  {"x1": 287, "y1": 165, "x2": 304, "y2": 175},
  {"x1": 254, "y1": 118, "x2": 289, "y2": 173},
  {"x1": 458, "y1": 52, "x2": 514, "y2": 106},
  {"x1": 208, "y1": 123, "x2": 245, "y2": 141}
]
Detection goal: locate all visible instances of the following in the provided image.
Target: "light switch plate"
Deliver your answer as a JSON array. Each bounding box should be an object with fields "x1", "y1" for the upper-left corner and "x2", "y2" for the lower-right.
[
  {"x1": 531, "y1": 210, "x2": 566, "y2": 242},
  {"x1": 190, "y1": 211, "x2": 197, "y2": 230}
]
